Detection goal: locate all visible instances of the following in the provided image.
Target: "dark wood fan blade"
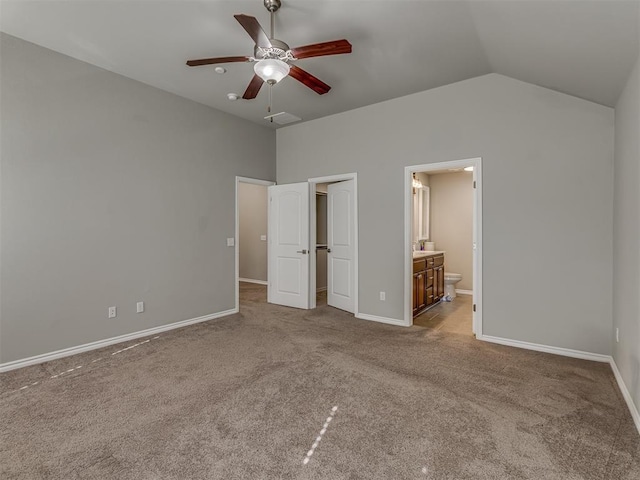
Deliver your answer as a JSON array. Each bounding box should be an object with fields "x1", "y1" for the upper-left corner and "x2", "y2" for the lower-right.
[
  {"x1": 290, "y1": 39, "x2": 352, "y2": 59},
  {"x1": 186, "y1": 56, "x2": 250, "y2": 67},
  {"x1": 288, "y1": 65, "x2": 331, "y2": 95},
  {"x1": 234, "y1": 14, "x2": 271, "y2": 48},
  {"x1": 243, "y1": 74, "x2": 264, "y2": 99}
]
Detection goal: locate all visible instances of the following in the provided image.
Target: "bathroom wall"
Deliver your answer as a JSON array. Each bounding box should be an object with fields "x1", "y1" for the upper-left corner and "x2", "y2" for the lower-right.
[
  {"x1": 429, "y1": 172, "x2": 474, "y2": 291},
  {"x1": 239, "y1": 183, "x2": 268, "y2": 282}
]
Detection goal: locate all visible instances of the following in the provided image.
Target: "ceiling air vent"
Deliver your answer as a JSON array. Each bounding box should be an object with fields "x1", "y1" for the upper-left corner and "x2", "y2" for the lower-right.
[{"x1": 264, "y1": 112, "x2": 302, "y2": 125}]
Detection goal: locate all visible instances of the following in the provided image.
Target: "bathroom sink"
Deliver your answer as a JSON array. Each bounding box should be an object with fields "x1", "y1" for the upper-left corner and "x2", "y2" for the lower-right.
[{"x1": 412, "y1": 250, "x2": 445, "y2": 258}]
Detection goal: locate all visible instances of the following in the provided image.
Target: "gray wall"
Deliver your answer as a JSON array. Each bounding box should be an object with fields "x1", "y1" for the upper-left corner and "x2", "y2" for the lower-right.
[
  {"x1": 238, "y1": 183, "x2": 268, "y2": 282},
  {"x1": 429, "y1": 172, "x2": 474, "y2": 291},
  {"x1": 0, "y1": 34, "x2": 276, "y2": 363},
  {"x1": 613, "y1": 51, "x2": 640, "y2": 413},
  {"x1": 277, "y1": 73, "x2": 614, "y2": 355}
]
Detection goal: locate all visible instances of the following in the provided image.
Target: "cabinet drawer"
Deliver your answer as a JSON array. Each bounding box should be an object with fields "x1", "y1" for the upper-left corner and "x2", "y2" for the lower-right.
[
  {"x1": 426, "y1": 257, "x2": 434, "y2": 267},
  {"x1": 413, "y1": 258, "x2": 426, "y2": 273},
  {"x1": 426, "y1": 269, "x2": 434, "y2": 288},
  {"x1": 426, "y1": 287, "x2": 434, "y2": 305},
  {"x1": 433, "y1": 255, "x2": 444, "y2": 267}
]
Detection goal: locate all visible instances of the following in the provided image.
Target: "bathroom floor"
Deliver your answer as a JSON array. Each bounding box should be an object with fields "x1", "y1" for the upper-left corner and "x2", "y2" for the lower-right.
[
  {"x1": 316, "y1": 289, "x2": 327, "y2": 306},
  {"x1": 413, "y1": 294, "x2": 473, "y2": 335}
]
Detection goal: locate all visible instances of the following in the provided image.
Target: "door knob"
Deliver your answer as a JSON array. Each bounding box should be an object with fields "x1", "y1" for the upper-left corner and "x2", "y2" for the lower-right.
[{"x1": 296, "y1": 249, "x2": 308, "y2": 254}]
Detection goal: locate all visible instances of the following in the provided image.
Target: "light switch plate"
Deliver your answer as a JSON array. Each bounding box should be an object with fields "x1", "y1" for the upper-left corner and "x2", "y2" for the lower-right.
[
  {"x1": 260, "y1": 235, "x2": 267, "y2": 241},
  {"x1": 227, "y1": 238, "x2": 235, "y2": 247}
]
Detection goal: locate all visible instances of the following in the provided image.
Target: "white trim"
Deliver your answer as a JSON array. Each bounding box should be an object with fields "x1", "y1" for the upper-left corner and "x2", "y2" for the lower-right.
[
  {"x1": 0, "y1": 308, "x2": 238, "y2": 373},
  {"x1": 235, "y1": 176, "x2": 276, "y2": 312},
  {"x1": 239, "y1": 278, "x2": 268, "y2": 285},
  {"x1": 455, "y1": 289, "x2": 473, "y2": 296},
  {"x1": 405, "y1": 158, "x2": 482, "y2": 335},
  {"x1": 610, "y1": 358, "x2": 640, "y2": 435},
  {"x1": 356, "y1": 313, "x2": 409, "y2": 327},
  {"x1": 308, "y1": 173, "x2": 359, "y2": 316},
  {"x1": 477, "y1": 334, "x2": 611, "y2": 363}
]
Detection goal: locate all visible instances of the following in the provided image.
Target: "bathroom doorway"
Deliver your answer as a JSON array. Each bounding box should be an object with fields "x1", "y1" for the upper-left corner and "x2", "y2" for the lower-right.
[
  {"x1": 235, "y1": 176, "x2": 275, "y2": 310},
  {"x1": 404, "y1": 158, "x2": 482, "y2": 335}
]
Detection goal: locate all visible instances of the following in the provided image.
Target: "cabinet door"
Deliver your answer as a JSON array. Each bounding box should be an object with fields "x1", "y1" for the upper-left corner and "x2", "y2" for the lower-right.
[
  {"x1": 413, "y1": 274, "x2": 419, "y2": 314},
  {"x1": 434, "y1": 266, "x2": 445, "y2": 300},
  {"x1": 416, "y1": 273, "x2": 426, "y2": 312}
]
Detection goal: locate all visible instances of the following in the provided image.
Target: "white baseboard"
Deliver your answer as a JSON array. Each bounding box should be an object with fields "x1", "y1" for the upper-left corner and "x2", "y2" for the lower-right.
[
  {"x1": 477, "y1": 334, "x2": 639, "y2": 435},
  {"x1": 477, "y1": 334, "x2": 611, "y2": 363},
  {"x1": 455, "y1": 289, "x2": 473, "y2": 296},
  {"x1": 356, "y1": 312, "x2": 409, "y2": 327},
  {"x1": 0, "y1": 308, "x2": 238, "y2": 373},
  {"x1": 239, "y1": 278, "x2": 268, "y2": 285},
  {"x1": 609, "y1": 358, "x2": 640, "y2": 435}
]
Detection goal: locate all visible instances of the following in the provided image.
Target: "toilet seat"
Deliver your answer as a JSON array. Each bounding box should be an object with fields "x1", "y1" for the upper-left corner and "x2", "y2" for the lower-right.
[{"x1": 444, "y1": 272, "x2": 462, "y2": 280}]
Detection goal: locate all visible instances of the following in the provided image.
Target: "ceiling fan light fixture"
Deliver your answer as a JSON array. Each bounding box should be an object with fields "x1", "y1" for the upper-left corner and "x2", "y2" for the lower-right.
[{"x1": 254, "y1": 58, "x2": 290, "y2": 84}]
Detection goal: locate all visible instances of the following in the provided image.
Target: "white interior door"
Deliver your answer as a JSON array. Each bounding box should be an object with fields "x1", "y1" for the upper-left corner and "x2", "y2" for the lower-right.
[
  {"x1": 267, "y1": 182, "x2": 310, "y2": 309},
  {"x1": 327, "y1": 180, "x2": 355, "y2": 313}
]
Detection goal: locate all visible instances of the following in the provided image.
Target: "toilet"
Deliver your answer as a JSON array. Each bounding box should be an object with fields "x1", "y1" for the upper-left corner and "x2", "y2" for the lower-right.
[{"x1": 444, "y1": 272, "x2": 462, "y2": 299}]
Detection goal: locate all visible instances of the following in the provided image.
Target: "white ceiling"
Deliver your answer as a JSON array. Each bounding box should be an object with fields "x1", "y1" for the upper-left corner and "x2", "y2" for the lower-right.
[{"x1": 1, "y1": 1, "x2": 638, "y2": 128}]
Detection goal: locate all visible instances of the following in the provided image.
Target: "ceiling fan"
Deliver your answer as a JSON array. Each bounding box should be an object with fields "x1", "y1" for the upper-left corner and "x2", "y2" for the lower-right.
[{"x1": 186, "y1": 0, "x2": 352, "y2": 101}]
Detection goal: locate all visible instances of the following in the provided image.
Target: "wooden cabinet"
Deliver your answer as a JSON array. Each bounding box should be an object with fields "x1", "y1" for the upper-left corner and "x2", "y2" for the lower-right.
[
  {"x1": 433, "y1": 254, "x2": 445, "y2": 303},
  {"x1": 413, "y1": 271, "x2": 426, "y2": 314},
  {"x1": 412, "y1": 258, "x2": 427, "y2": 315},
  {"x1": 434, "y1": 266, "x2": 444, "y2": 302},
  {"x1": 413, "y1": 253, "x2": 445, "y2": 317}
]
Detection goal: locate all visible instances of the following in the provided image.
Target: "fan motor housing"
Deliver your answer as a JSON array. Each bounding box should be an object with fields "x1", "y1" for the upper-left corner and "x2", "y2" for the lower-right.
[{"x1": 254, "y1": 39, "x2": 291, "y2": 60}]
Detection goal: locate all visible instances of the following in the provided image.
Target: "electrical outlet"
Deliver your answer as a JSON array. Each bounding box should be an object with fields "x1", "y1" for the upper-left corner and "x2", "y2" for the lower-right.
[
  {"x1": 227, "y1": 237, "x2": 235, "y2": 247},
  {"x1": 379, "y1": 291, "x2": 386, "y2": 301},
  {"x1": 136, "y1": 302, "x2": 144, "y2": 313},
  {"x1": 616, "y1": 327, "x2": 619, "y2": 343},
  {"x1": 108, "y1": 306, "x2": 117, "y2": 319}
]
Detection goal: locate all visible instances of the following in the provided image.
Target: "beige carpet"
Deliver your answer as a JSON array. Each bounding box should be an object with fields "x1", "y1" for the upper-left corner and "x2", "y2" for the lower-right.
[{"x1": 1, "y1": 282, "x2": 638, "y2": 479}]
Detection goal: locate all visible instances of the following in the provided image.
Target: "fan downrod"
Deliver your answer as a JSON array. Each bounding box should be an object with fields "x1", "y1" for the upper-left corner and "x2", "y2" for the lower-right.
[{"x1": 264, "y1": 0, "x2": 281, "y2": 13}]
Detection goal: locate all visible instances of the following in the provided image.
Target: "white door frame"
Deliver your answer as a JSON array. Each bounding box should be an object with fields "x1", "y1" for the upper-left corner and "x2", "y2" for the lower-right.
[
  {"x1": 308, "y1": 173, "x2": 359, "y2": 314},
  {"x1": 235, "y1": 176, "x2": 276, "y2": 311},
  {"x1": 403, "y1": 158, "x2": 483, "y2": 334}
]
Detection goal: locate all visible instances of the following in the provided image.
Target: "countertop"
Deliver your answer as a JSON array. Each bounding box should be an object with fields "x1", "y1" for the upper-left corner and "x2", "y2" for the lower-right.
[{"x1": 412, "y1": 250, "x2": 445, "y2": 258}]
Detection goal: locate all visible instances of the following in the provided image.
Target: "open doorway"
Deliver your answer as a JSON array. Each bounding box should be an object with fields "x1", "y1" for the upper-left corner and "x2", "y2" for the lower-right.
[
  {"x1": 235, "y1": 176, "x2": 275, "y2": 310},
  {"x1": 404, "y1": 158, "x2": 482, "y2": 335},
  {"x1": 308, "y1": 173, "x2": 359, "y2": 313}
]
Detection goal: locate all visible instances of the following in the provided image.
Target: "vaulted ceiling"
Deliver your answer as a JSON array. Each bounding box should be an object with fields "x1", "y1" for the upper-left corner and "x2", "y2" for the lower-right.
[{"x1": 1, "y1": 1, "x2": 638, "y2": 127}]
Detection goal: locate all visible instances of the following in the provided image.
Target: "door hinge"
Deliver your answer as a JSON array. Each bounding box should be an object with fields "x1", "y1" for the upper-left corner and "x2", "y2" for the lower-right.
[
  {"x1": 473, "y1": 304, "x2": 476, "y2": 312},
  {"x1": 473, "y1": 181, "x2": 476, "y2": 189}
]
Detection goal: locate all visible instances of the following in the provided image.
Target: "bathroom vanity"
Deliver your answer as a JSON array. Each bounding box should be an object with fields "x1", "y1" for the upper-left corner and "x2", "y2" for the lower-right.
[{"x1": 412, "y1": 251, "x2": 445, "y2": 317}]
